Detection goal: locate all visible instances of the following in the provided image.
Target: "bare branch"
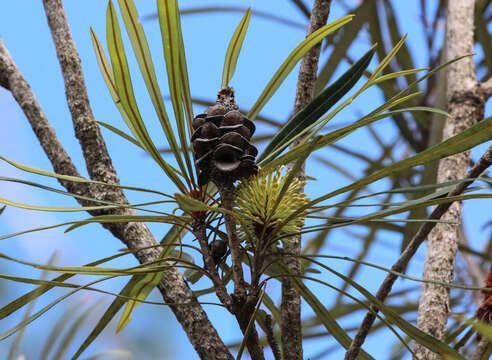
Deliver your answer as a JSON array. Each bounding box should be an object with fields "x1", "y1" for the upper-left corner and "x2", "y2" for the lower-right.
[
  {"x1": 282, "y1": 1, "x2": 331, "y2": 359},
  {"x1": 345, "y1": 144, "x2": 492, "y2": 360},
  {"x1": 192, "y1": 220, "x2": 233, "y2": 310}
]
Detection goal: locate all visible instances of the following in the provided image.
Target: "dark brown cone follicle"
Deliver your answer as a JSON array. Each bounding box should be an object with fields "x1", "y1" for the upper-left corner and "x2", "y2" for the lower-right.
[
  {"x1": 210, "y1": 239, "x2": 228, "y2": 265},
  {"x1": 192, "y1": 87, "x2": 258, "y2": 186}
]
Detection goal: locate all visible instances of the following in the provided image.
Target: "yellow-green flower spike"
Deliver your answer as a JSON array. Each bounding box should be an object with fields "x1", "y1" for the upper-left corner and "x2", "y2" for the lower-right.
[{"x1": 234, "y1": 166, "x2": 310, "y2": 248}]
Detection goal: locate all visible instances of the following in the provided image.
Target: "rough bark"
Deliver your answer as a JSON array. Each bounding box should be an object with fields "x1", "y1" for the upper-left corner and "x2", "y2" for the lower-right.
[
  {"x1": 470, "y1": 339, "x2": 490, "y2": 360},
  {"x1": 0, "y1": 0, "x2": 232, "y2": 358},
  {"x1": 415, "y1": 1, "x2": 486, "y2": 358},
  {"x1": 281, "y1": 2, "x2": 331, "y2": 359}
]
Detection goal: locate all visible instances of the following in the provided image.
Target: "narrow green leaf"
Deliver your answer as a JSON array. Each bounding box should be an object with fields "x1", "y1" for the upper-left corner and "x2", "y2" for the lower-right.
[
  {"x1": 72, "y1": 277, "x2": 138, "y2": 359},
  {"x1": 175, "y1": 8, "x2": 195, "y2": 137},
  {"x1": 274, "y1": 115, "x2": 492, "y2": 232},
  {"x1": 0, "y1": 276, "x2": 115, "y2": 341},
  {"x1": 53, "y1": 303, "x2": 99, "y2": 360},
  {"x1": 0, "y1": 156, "x2": 172, "y2": 198},
  {"x1": 222, "y1": 8, "x2": 251, "y2": 87},
  {"x1": 317, "y1": 262, "x2": 466, "y2": 359},
  {"x1": 96, "y1": 120, "x2": 143, "y2": 149},
  {"x1": 293, "y1": 278, "x2": 375, "y2": 359},
  {"x1": 0, "y1": 250, "x2": 135, "y2": 321},
  {"x1": 73, "y1": 225, "x2": 186, "y2": 359},
  {"x1": 41, "y1": 298, "x2": 86, "y2": 360},
  {"x1": 106, "y1": 1, "x2": 188, "y2": 192},
  {"x1": 316, "y1": 115, "x2": 492, "y2": 203},
  {"x1": 262, "y1": 94, "x2": 425, "y2": 168},
  {"x1": 0, "y1": 196, "x2": 145, "y2": 213},
  {"x1": 8, "y1": 253, "x2": 57, "y2": 360},
  {"x1": 117, "y1": 0, "x2": 189, "y2": 181},
  {"x1": 258, "y1": 46, "x2": 376, "y2": 162},
  {"x1": 247, "y1": 15, "x2": 354, "y2": 120},
  {"x1": 116, "y1": 272, "x2": 160, "y2": 332},
  {"x1": 64, "y1": 214, "x2": 188, "y2": 233},
  {"x1": 90, "y1": 28, "x2": 139, "y2": 140},
  {"x1": 156, "y1": 0, "x2": 195, "y2": 183},
  {"x1": 370, "y1": 35, "x2": 407, "y2": 81},
  {"x1": 369, "y1": 68, "x2": 428, "y2": 86}
]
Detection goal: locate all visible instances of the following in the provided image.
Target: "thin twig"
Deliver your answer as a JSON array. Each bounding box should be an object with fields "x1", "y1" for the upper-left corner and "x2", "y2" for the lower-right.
[
  {"x1": 282, "y1": 1, "x2": 332, "y2": 359},
  {"x1": 345, "y1": 144, "x2": 492, "y2": 360},
  {"x1": 265, "y1": 314, "x2": 282, "y2": 360},
  {"x1": 220, "y1": 184, "x2": 247, "y2": 300},
  {"x1": 192, "y1": 220, "x2": 233, "y2": 310}
]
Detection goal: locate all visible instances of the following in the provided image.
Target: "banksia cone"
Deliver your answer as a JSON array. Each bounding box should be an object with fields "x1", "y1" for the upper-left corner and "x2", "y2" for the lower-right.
[{"x1": 192, "y1": 104, "x2": 258, "y2": 186}]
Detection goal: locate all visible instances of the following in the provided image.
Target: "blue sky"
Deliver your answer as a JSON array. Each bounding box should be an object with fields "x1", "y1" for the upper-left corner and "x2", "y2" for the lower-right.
[{"x1": 0, "y1": 1, "x2": 491, "y2": 359}]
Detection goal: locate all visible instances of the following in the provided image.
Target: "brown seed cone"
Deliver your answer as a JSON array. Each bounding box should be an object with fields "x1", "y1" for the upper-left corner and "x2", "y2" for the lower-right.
[
  {"x1": 209, "y1": 239, "x2": 228, "y2": 265},
  {"x1": 192, "y1": 107, "x2": 258, "y2": 186}
]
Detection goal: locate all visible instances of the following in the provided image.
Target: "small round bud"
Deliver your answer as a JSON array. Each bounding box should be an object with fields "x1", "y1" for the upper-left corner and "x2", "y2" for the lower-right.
[{"x1": 210, "y1": 240, "x2": 228, "y2": 264}]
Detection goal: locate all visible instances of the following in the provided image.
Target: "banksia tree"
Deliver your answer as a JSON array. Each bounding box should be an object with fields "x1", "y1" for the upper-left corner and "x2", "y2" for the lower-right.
[{"x1": 2, "y1": 1, "x2": 492, "y2": 360}]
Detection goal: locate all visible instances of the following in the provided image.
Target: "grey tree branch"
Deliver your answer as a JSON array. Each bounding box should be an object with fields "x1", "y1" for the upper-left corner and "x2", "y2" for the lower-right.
[
  {"x1": 0, "y1": 0, "x2": 232, "y2": 358},
  {"x1": 282, "y1": 2, "x2": 333, "y2": 358},
  {"x1": 415, "y1": 1, "x2": 486, "y2": 357},
  {"x1": 481, "y1": 77, "x2": 492, "y2": 98},
  {"x1": 282, "y1": 2, "x2": 331, "y2": 359},
  {"x1": 470, "y1": 338, "x2": 490, "y2": 360},
  {"x1": 345, "y1": 144, "x2": 492, "y2": 360}
]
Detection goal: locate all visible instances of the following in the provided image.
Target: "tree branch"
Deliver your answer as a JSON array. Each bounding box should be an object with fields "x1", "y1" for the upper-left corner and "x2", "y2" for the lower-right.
[
  {"x1": 192, "y1": 220, "x2": 233, "y2": 310},
  {"x1": 220, "y1": 184, "x2": 247, "y2": 300},
  {"x1": 0, "y1": 0, "x2": 232, "y2": 358},
  {"x1": 470, "y1": 338, "x2": 490, "y2": 360},
  {"x1": 282, "y1": 1, "x2": 331, "y2": 359},
  {"x1": 481, "y1": 77, "x2": 492, "y2": 99},
  {"x1": 345, "y1": 144, "x2": 492, "y2": 360}
]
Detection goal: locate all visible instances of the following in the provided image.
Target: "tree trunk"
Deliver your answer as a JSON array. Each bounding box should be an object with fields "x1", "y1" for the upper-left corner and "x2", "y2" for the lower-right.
[
  {"x1": 415, "y1": 0, "x2": 485, "y2": 358},
  {"x1": 281, "y1": 1, "x2": 331, "y2": 359}
]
